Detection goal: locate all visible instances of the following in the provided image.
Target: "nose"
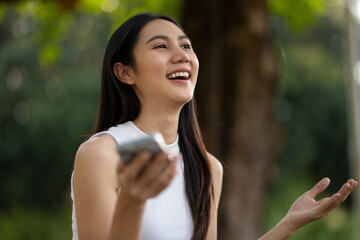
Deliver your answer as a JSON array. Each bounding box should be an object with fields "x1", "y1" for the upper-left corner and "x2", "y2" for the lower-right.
[{"x1": 171, "y1": 46, "x2": 190, "y2": 63}]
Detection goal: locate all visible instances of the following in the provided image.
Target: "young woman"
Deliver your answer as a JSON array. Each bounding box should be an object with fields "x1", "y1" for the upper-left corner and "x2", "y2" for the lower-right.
[{"x1": 71, "y1": 12, "x2": 357, "y2": 240}]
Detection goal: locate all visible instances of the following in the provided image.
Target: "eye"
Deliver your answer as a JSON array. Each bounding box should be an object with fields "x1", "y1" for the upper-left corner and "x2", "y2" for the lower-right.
[
  {"x1": 154, "y1": 43, "x2": 167, "y2": 49},
  {"x1": 181, "y1": 44, "x2": 191, "y2": 49}
]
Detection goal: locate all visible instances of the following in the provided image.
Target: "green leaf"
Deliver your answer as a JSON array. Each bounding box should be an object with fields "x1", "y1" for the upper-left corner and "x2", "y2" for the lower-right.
[
  {"x1": 77, "y1": 0, "x2": 104, "y2": 13},
  {"x1": 0, "y1": 3, "x2": 8, "y2": 23},
  {"x1": 39, "y1": 44, "x2": 62, "y2": 67},
  {"x1": 268, "y1": 0, "x2": 325, "y2": 31}
]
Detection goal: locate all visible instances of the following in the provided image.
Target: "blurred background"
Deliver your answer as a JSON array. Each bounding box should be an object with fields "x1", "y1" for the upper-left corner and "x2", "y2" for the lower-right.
[{"x1": 0, "y1": 0, "x2": 359, "y2": 239}]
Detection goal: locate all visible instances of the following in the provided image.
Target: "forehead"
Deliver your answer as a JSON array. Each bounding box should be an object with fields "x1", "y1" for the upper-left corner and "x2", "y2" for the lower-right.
[{"x1": 137, "y1": 19, "x2": 186, "y2": 43}]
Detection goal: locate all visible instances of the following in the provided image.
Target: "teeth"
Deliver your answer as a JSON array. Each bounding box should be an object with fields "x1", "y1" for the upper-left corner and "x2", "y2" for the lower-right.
[{"x1": 167, "y1": 72, "x2": 190, "y2": 79}]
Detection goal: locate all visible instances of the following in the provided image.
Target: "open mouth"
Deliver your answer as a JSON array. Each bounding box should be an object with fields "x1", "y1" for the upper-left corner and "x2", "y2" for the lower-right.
[{"x1": 166, "y1": 72, "x2": 190, "y2": 80}]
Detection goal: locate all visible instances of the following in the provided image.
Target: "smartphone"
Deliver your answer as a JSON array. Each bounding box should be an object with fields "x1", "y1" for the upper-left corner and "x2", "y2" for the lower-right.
[{"x1": 117, "y1": 132, "x2": 166, "y2": 165}]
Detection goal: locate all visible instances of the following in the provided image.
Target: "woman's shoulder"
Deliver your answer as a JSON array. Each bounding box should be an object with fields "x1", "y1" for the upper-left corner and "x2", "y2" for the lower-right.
[
  {"x1": 207, "y1": 152, "x2": 223, "y2": 178},
  {"x1": 77, "y1": 134, "x2": 117, "y2": 156},
  {"x1": 74, "y1": 135, "x2": 119, "y2": 177},
  {"x1": 207, "y1": 152, "x2": 223, "y2": 208}
]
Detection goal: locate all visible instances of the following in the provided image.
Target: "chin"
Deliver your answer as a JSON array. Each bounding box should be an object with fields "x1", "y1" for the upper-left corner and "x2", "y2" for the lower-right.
[{"x1": 172, "y1": 95, "x2": 193, "y2": 106}]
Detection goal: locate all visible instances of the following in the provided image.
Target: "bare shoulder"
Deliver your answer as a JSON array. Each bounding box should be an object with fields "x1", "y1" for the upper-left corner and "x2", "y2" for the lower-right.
[
  {"x1": 77, "y1": 134, "x2": 117, "y2": 156},
  {"x1": 75, "y1": 135, "x2": 118, "y2": 166},
  {"x1": 207, "y1": 152, "x2": 223, "y2": 208},
  {"x1": 74, "y1": 135, "x2": 120, "y2": 189},
  {"x1": 207, "y1": 152, "x2": 223, "y2": 180}
]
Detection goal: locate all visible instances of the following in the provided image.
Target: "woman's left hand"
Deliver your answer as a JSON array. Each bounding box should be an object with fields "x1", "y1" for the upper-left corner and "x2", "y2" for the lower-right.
[
  {"x1": 283, "y1": 178, "x2": 357, "y2": 234},
  {"x1": 258, "y1": 178, "x2": 357, "y2": 240}
]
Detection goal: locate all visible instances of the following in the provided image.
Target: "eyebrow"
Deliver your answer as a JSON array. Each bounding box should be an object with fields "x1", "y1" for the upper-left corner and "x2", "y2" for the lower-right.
[{"x1": 145, "y1": 35, "x2": 190, "y2": 44}]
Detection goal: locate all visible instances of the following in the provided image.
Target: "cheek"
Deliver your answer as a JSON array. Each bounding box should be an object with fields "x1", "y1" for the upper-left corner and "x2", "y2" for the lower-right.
[
  {"x1": 191, "y1": 54, "x2": 199, "y2": 71},
  {"x1": 135, "y1": 65, "x2": 166, "y2": 92},
  {"x1": 133, "y1": 49, "x2": 166, "y2": 76},
  {"x1": 192, "y1": 58, "x2": 199, "y2": 80},
  {"x1": 142, "y1": 56, "x2": 167, "y2": 75},
  {"x1": 135, "y1": 59, "x2": 164, "y2": 80}
]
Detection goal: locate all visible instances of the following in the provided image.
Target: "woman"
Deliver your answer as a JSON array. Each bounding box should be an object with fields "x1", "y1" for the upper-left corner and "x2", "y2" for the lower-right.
[{"x1": 71, "y1": 12, "x2": 357, "y2": 240}]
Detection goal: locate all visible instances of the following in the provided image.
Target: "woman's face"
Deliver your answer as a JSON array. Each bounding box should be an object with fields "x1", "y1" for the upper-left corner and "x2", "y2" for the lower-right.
[{"x1": 130, "y1": 19, "x2": 199, "y2": 110}]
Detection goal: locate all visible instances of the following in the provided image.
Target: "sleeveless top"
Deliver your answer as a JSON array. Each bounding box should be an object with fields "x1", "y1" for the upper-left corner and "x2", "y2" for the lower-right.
[{"x1": 71, "y1": 121, "x2": 193, "y2": 240}]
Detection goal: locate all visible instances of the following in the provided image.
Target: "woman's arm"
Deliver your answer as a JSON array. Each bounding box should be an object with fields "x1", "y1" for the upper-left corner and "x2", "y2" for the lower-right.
[
  {"x1": 73, "y1": 135, "x2": 178, "y2": 240},
  {"x1": 73, "y1": 136, "x2": 120, "y2": 240},
  {"x1": 108, "y1": 151, "x2": 178, "y2": 239},
  {"x1": 258, "y1": 178, "x2": 358, "y2": 240},
  {"x1": 206, "y1": 153, "x2": 224, "y2": 240}
]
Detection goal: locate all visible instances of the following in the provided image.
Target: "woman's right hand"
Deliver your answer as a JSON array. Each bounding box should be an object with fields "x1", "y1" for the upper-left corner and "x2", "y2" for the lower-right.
[{"x1": 116, "y1": 151, "x2": 179, "y2": 204}]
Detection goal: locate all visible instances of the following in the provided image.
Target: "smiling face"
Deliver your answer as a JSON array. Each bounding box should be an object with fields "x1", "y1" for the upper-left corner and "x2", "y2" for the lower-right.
[{"x1": 127, "y1": 19, "x2": 199, "y2": 111}]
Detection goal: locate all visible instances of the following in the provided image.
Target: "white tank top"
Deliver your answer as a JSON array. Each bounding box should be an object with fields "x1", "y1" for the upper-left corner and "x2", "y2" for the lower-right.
[{"x1": 71, "y1": 121, "x2": 193, "y2": 240}]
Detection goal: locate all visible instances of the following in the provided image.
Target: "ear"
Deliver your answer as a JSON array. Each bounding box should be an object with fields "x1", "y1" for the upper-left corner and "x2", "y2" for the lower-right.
[{"x1": 113, "y1": 62, "x2": 135, "y2": 85}]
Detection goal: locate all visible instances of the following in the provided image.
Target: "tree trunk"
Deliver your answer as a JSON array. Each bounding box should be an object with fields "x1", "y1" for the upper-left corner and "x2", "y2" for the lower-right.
[
  {"x1": 346, "y1": 3, "x2": 360, "y2": 238},
  {"x1": 182, "y1": 0, "x2": 282, "y2": 239}
]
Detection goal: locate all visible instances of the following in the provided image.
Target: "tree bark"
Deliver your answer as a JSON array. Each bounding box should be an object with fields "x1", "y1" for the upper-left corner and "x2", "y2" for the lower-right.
[
  {"x1": 181, "y1": 0, "x2": 224, "y2": 156},
  {"x1": 182, "y1": 0, "x2": 283, "y2": 239}
]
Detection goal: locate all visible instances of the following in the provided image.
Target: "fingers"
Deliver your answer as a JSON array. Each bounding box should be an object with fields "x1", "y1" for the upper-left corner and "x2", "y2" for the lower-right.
[
  {"x1": 117, "y1": 160, "x2": 125, "y2": 174},
  {"x1": 316, "y1": 179, "x2": 358, "y2": 218},
  {"x1": 316, "y1": 192, "x2": 341, "y2": 217},
  {"x1": 117, "y1": 151, "x2": 152, "y2": 192},
  {"x1": 329, "y1": 179, "x2": 357, "y2": 208},
  {"x1": 319, "y1": 183, "x2": 350, "y2": 215},
  {"x1": 350, "y1": 179, "x2": 358, "y2": 192},
  {"x1": 307, "y1": 177, "x2": 330, "y2": 199},
  {"x1": 117, "y1": 151, "x2": 179, "y2": 202},
  {"x1": 122, "y1": 151, "x2": 151, "y2": 180},
  {"x1": 140, "y1": 156, "x2": 178, "y2": 198},
  {"x1": 135, "y1": 152, "x2": 173, "y2": 188},
  {"x1": 336, "y1": 179, "x2": 357, "y2": 204}
]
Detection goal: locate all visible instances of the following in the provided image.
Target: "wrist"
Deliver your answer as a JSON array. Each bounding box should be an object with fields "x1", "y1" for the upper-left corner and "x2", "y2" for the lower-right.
[
  {"x1": 279, "y1": 214, "x2": 298, "y2": 238},
  {"x1": 258, "y1": 215, "x2": 298, "y2": 240},
  {"x1": 108, "y1": 192, "x2": 146, "y2": 240},
  {"x1": 117, "y1": 191, "x2": 146, "y2": 209}
]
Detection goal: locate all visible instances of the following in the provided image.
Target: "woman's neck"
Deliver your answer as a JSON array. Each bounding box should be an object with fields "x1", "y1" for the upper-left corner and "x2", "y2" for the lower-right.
[{"x1": 132, "y1": 107, "x2": 180, "y2": 144}]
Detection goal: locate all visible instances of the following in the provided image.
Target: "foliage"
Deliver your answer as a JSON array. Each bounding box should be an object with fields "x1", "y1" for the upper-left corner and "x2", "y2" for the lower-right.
[
  {"x1": 268, "y1": 0, "x2": 326, "y2": 31},
  {"x1": 0, "y1": 205, "x2": 71, "y2": 240},
  {"x1": 263, "y1": 5, "x2": 355, "y2": 239},
  {"x1": 0, "y1": 0, "x2": 181, "y2": 67},
  {"x1": 272, "y1": 14, "x2": 350, "y2": 192}
]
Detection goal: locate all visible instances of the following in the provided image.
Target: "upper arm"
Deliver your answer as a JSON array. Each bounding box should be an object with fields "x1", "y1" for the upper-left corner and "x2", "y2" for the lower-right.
[
  {"x1": 73, "y1": 135, "x2": 120, "y2": 240},
  {"x1": 206, "y1": 152, "x2": 223, "y2": 240},
  {"x1": 208, "y1": 153, "x2": 223, "y2": 209}
]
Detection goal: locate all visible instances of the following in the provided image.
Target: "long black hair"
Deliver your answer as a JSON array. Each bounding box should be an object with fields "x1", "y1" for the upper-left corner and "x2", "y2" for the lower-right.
[{"x1": 94, "y1": 12, "x2": 213, "y2": 240}]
